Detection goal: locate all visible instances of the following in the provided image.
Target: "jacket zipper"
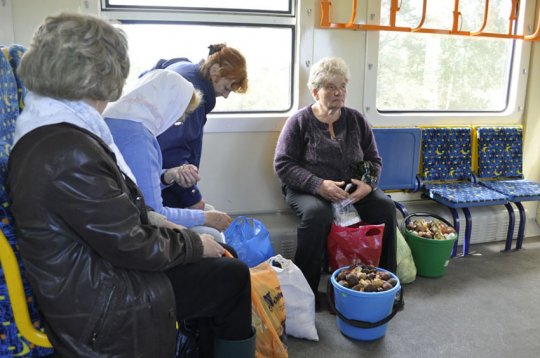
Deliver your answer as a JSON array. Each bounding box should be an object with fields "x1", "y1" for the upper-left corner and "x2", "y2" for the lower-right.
[{"x1": 91, "y1": 285, "x2": 117, "y2": 349}]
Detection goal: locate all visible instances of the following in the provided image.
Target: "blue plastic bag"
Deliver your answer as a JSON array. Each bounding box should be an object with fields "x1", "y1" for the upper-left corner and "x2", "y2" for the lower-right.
[{"x1": 224, "y1": 216, "x2": 275, "y2": 267}]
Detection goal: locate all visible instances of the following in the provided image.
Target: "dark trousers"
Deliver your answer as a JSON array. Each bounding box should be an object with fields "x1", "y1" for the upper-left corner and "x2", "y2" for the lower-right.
[
  {"x1": 165, "y1": 256, "x2": 252, "y2": 357},
  {"x1": 284, "y1": 186, "x2": 397, "y2": 294}
]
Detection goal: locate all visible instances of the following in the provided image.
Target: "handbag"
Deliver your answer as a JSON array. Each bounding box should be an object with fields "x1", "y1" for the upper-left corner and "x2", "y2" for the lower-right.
[
  {"x1": 327, "y1": 222, "x2": 385, "y2": 272},
  {"x1": 224, "y1": 216, "x2": 275, "y2": 267}
]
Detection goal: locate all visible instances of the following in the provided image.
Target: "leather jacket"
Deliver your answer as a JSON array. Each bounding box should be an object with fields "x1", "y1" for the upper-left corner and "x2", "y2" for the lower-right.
[{"x1": 7, "y1": 123, "x2": 203, "y2": 357}]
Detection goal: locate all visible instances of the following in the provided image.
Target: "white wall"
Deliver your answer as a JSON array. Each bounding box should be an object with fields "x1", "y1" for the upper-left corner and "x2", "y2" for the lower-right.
[{"x1": 0, "y1": 0, "x2": 14, "y2": 45}]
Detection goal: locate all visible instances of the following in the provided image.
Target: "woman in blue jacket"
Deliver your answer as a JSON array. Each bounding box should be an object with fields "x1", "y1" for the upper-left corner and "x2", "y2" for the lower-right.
[
  {"x1": 146, "y1": 44, "x2": 248, "y2": 210},
  {"x1": 104, "y1": 69, "x2": 231, "y2": 242}
]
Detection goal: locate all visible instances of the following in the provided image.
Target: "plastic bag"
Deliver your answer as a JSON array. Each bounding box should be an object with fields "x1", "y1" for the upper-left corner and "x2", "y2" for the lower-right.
[
  {"x1": 331, "y1": 200, "x2": 361, "y2": 227},
  {"x1": 327, "y1": 223, "x2": 385, "y2": 271},
  {"x1": 396, "y1": 226, "x2": 417, "y2": 284},
  {"x1": 224, "y1": 216, "x2": 275, "y2": 267},
  {"x1": 250, "y1": 262, "x2": 288, "y2": 358},
  {"x1": 268, "y1": 255, "x2": 319, "y2": 341}
]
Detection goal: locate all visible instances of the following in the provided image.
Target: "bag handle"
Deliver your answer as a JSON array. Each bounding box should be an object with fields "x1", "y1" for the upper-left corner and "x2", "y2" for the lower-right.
[
  {"x1": 400, "y1": 212, "x2": 454, "y2": 234},
  {"x1": 326, "y1": 278, "x2": 404, "y2": 329}
]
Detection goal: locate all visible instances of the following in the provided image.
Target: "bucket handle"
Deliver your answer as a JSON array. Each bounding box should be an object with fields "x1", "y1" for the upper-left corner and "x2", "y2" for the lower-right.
[
  {"x1": 326, "y1": 279, "x2": 404, "y2": 329},
  {"x1": 400, "y1": 212, "x2": 454, "y2": 234}
]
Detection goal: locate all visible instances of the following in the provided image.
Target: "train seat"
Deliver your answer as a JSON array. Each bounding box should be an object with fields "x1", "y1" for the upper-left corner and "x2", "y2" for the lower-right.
[
  {"x1": 373, "y1": 127, "x2": 422, "y2": 217},
  {"x1": 419, "y1": 126, "x2": 513, "y2": 256},
  {"x1": 473, "y1": 125, "x2": 540, "y2": 250},
  {"x1": 0, "y1": 45, "x2": 54, "y2": 354}
]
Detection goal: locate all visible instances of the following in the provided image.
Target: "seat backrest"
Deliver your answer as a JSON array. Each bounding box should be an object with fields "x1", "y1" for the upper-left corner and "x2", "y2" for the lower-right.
[
  {"x1": 0, "y1": 45, "x2": 53, "y2": 352},
  {"x1": 373, "y1": 127, "x2": 421, "y2": 191},
  {"x1": 420, "y1": 126, "x2": 473, "y2": 183},
  {"x1": 473, "y1": 126, "x2": 523, "y2": 180}
]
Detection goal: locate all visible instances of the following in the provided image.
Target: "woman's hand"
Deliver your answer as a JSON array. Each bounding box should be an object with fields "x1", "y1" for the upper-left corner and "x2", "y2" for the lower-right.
[
  {"x1": 348, "y1": 178, "x2": 373, "y2": 203},
  {"x1": 200, "y1": 234, "x2": 225, "y2": 257},
  {"x1": 204, "y1": 210, "x2": 232, "y2": 231},
  {"x1": 318, "y1": 180, "x2": 348, "y2": 202},
  {"x1": 163, "y1": 164, "x2": 201, "y2": 188}
]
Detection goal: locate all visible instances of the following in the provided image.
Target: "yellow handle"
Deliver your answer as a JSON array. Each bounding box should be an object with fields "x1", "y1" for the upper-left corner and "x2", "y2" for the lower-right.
[{"x1": 0, "y1": 230, "x2": 52, "y2": 348}]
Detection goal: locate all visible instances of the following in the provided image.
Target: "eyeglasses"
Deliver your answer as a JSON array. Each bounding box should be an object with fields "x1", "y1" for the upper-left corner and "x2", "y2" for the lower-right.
[{"x1": 323, "y1": 84, "x2": 347, "y2": 92}]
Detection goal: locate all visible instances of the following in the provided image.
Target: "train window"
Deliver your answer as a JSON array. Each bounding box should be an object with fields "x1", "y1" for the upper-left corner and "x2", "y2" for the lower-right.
[
  {"x1": 105, "y1": 0, "x2": 292, "y2": 13},
  {"x1": 101, "y1": 2, "x2": 295, "y2": 113},
  {"x1": 376, "y1": 0, "x2": 514, "y2": 113}
]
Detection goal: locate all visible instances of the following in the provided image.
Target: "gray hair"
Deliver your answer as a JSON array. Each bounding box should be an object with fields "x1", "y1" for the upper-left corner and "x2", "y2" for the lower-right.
[
  {"x1": 307, "y1": 57, "x2": 350, "y2": 92},
  {"x1": 18, "y1": 12, "x2": 129, "y2": 102}
]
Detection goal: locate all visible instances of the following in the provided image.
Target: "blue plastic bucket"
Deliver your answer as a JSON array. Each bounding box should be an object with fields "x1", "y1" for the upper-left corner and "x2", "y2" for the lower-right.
[{"x1": 331, "y1": 267, "x2": 402, "y2": 341}]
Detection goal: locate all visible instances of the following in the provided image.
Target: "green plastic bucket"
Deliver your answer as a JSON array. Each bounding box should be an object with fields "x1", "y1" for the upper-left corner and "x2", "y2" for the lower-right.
[{"x1": 401, "y1": 213, "x2": 457, "y2": 278}]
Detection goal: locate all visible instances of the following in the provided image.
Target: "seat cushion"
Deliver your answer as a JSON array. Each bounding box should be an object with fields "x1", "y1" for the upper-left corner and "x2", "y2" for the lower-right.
[
  {"x1": 480, "y1": 179, "x2": 540, "y2": 202},
  {"x1": 425, "y1": 182, "x2": 509, "y2": 208}
]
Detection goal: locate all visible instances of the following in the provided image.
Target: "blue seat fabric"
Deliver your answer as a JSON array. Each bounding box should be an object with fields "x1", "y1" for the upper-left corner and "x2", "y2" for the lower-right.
[
  {"x1": 420, "y1": 127, "x2": 512, "y2": 256},
  {"x1": 476, "y1": 127, "x2": 540, "y2": 250}
]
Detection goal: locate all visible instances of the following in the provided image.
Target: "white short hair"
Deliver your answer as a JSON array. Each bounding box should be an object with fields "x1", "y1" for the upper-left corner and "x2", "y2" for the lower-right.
[{"x1": 307, "y1": 57, "x2": 350, "y2": 92}]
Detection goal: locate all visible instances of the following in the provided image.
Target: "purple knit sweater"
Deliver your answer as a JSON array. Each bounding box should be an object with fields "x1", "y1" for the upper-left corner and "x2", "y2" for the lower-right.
[{"x1": 273, "y1": 105, "x2": 381, "y2": 195}]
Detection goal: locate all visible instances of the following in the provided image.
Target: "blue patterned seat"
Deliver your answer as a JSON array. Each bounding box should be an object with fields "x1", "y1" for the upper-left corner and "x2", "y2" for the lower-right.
[
  {"x1": 0, "y1": 47, "x2": 19, "y2": 144},
  {"x1": 474, "y1": 126, "x2": 540, "y2": 250},
  {"x1": 373, "y1": 127, "x2": 422, "y2": 217},
  {"x1": 0, "y1": 46, "x2": 54, "y2": 356},
  {"x1": 7, "y1": 44, "x2": 28, "y2": 113},
  {"x1": 420, "y1": 127, "x2": 513, "y2": 256}
]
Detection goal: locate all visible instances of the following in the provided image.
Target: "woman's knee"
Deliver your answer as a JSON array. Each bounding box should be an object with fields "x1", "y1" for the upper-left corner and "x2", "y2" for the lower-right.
[
  {"x1": 302, "y1": 200, "x2": 333, "y2": 225},
  {"x1": 220, "y1": 259, "x2": 250, "y2": 287}
]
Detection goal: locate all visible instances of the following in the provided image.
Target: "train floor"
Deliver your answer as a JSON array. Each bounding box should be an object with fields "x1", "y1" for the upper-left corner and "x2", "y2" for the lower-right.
[{"x1": 287, "y1": 236, "x2": 540, "y2": 358}]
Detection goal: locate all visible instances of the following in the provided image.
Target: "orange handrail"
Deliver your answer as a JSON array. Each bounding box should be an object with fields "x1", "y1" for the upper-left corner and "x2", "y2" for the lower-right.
[
  {"x1": 525, "y1": 6, "x2": 540, "y2": 40},
  {"x1": 470, "y1": 0, "x2": 490, "y2": 36},
  {"x1": 319, "y1": 0, "x2": 538, "y2": 41},
  {"x1": 320, "y1": 0, "x2": 360, "y2": 30},
  {"x1": 411, "y1": 0, "x2": 427, "y2": 32}
]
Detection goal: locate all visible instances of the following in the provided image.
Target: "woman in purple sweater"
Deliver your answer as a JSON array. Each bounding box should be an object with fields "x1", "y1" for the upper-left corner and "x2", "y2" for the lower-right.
[{"x1": 273, "y1": 57, "x2": 397, "y2": 307}]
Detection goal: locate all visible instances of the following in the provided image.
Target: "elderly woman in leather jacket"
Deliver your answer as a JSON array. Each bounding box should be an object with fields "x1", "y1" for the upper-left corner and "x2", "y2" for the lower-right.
[{"x1": 7, "y1": 13, "x2": 254, "y2": 357}]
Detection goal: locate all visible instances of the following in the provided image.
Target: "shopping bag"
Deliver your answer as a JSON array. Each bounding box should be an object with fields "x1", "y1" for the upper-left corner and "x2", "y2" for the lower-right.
[
  {"x1": 250, "y1": 262, "x2": 288, "y2": 358},
  {"x1": 268, "y1": 255, "x2": 318, "y2": 341},
  {"x1": 396, "y1": 227, "x2": 416, "y2": 284},
  {"x1": 327, "y1": 222, "x2": 385, "y2": 272},
  {"x1": 224, "y1": 216, "x2": 275, "y2": 267}
]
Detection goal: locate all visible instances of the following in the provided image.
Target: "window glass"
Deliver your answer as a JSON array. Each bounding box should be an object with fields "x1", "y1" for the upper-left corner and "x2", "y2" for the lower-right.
[
  {"x1": 107, "y1": 0, "x2": 291, "y2": 12},
  {"x1": 376, "y1": 0, "x2": 514, "y2": 112},
  {"x1": 119, "y1": 23, "x2": 293, "y2": 112}
]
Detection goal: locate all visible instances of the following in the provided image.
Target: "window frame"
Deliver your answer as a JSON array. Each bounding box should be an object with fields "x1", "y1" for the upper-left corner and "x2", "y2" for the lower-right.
[
  {"x1": 361, "y1": 0, "x2": 535, "y2": 126},
  {"x1": 102, "y1": 0, "x2": 294, "y2": 16},
  {"x1": 99, "y1": 1, "x2": 298, "y2": 132}
]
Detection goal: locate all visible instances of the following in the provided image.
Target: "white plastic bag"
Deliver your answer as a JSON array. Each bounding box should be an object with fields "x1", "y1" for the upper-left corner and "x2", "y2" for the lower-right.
[
  {"x1": 331, "y1": 200, "x2": 361, "y2": 227},
  {"x1": 268, "y1": 255, "x2": 319, "y2": 341}
]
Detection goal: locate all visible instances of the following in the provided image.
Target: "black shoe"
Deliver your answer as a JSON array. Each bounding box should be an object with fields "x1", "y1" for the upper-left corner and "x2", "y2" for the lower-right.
[{"x1": 315, "y1": 293, "x2": 321, "y2": 312}]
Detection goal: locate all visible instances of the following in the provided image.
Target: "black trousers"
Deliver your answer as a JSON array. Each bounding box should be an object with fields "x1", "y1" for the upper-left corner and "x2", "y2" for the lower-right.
[
  {"x1": 165, "y1": 255, "x2": 252, "y2": 357},
  {"x1": 284, "y1": 186, "x2": 397, "y2": 294}
]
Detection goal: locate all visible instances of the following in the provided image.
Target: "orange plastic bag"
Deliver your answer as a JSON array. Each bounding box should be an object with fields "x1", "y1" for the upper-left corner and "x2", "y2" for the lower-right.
[
  {"x1": 327, "y1": 223, "x2": 385, "y2": 272},
  {"x1": 250, "y1": 262, "x2": 288, "y2": 358}
]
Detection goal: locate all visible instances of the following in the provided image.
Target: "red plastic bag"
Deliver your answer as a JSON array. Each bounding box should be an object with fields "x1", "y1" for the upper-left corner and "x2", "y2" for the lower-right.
[{"x1": 327, "y1": 223, "x2": 385, "y2": 272}]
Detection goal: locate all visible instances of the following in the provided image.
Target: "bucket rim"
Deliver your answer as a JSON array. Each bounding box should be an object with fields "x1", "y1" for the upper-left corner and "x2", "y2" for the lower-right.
[{"x1": 331, "y1": 266, "x2": 401, "y2": 296}]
